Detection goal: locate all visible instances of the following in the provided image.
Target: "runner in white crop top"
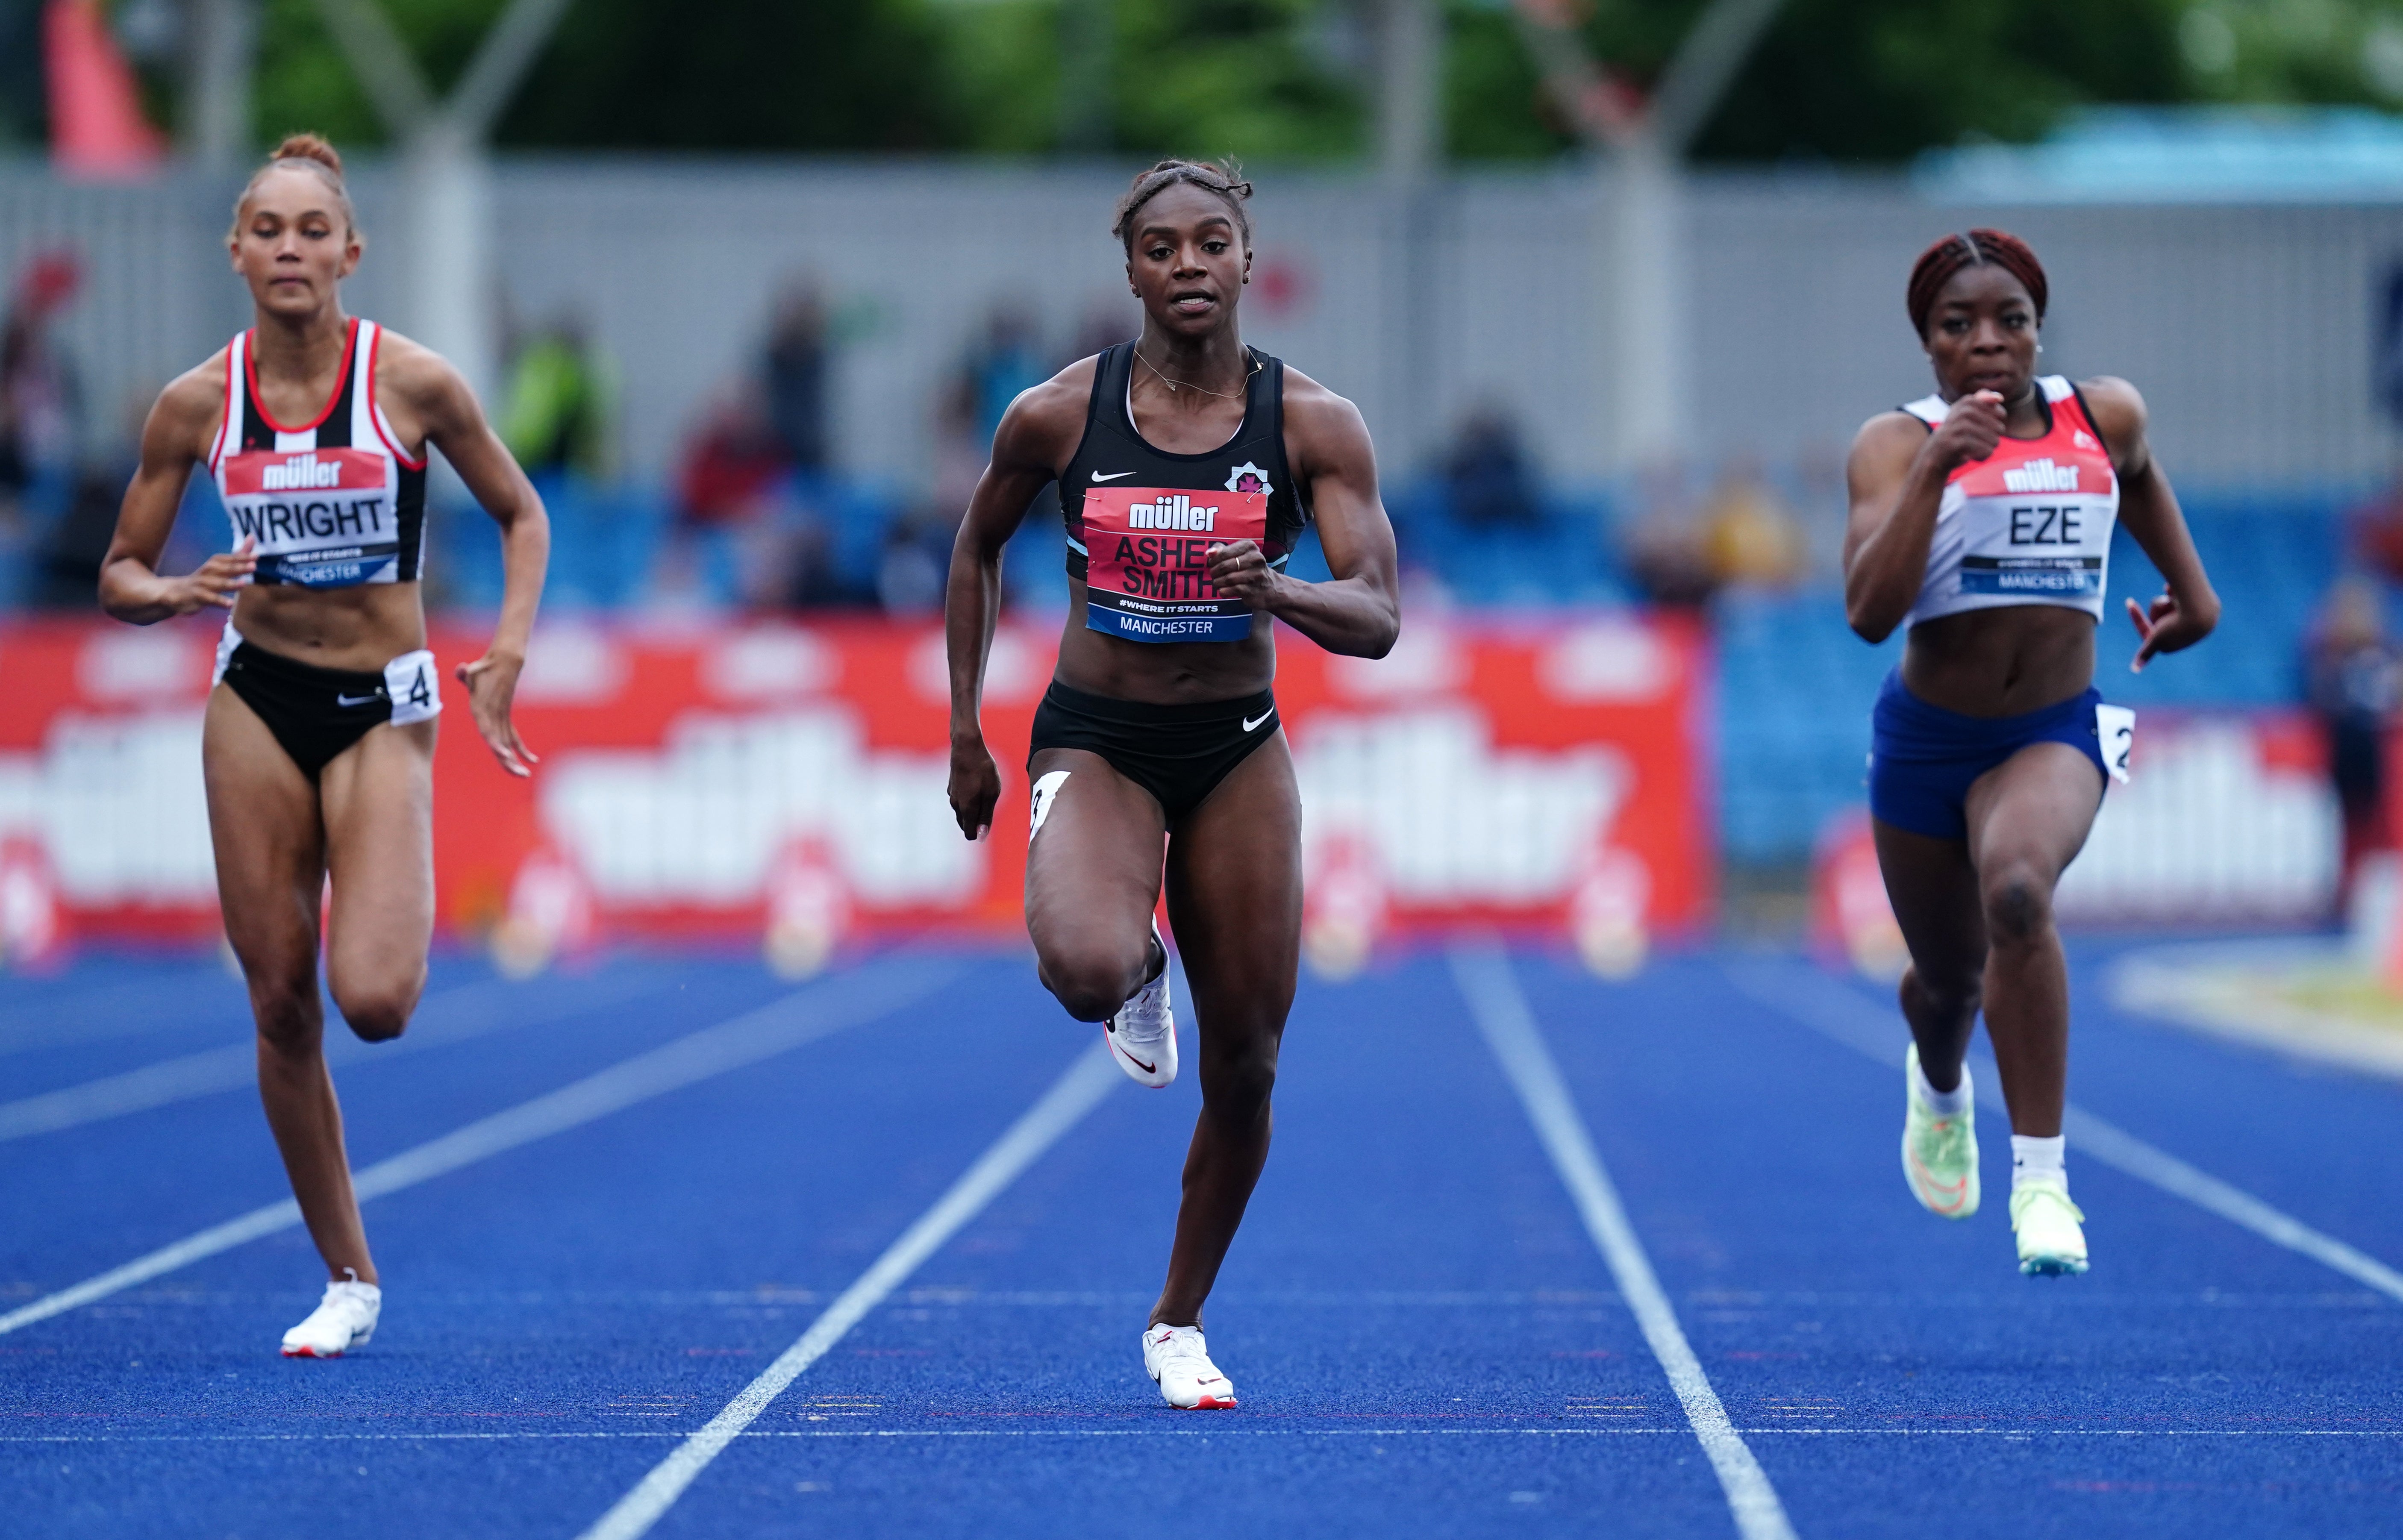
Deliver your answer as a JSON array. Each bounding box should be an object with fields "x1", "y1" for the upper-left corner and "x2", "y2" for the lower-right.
[
  {"x1": 1842, "y1": 228, "x2": 2220, "y2": 1279},
  {"x1": 96, "y1": 135, "x2": 549, "y2": 1358},
  {"x1": 1897, "y1": 374, "x2": 2120, "y2": 629}
]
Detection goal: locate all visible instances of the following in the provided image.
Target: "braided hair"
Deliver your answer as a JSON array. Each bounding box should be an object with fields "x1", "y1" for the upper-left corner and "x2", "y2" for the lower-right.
[
  {"x1": 1906, "y1": 229, "x2": 2046, "y2": 338},
  {"x1": 1112, "y1": 159, "x2": 1253, "y2": 253}
]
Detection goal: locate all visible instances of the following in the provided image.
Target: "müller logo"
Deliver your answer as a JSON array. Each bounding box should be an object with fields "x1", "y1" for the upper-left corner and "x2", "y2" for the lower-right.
[
  {"x1": 260, "y1": 454, "x2": 345, "y2": 491},
  {"x1": 2002, "y1": 457, "x2": 2079, "y2": 493},
  {"x1": 1127, "y1": 494, "x2": 1217, "y2": 532}
]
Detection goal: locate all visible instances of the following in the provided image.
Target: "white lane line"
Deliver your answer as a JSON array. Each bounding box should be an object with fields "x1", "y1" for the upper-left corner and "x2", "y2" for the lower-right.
[
  {"x1": 0, "y1": 957, "x2": 962, "y2": 1338},
  {"x1": 10, "y1": 1426, "x2": 2403, "y2": 1445},
  {"x1": 577, "y1": 1045, "x2": 1122, "y2": 1540},
  {"x1": 1725, "y1": 960, "x2": 2403, "y2": 1308},
  {"x1": 1450, "y1": 944, "x2": 1800, "y2": 1540},
  {"x1": 0, "y1": 1042, "x2": 256, "y2": 1140},
  {"x1": 0, "y1": 971, "x2": 674, "y2": 1143}
]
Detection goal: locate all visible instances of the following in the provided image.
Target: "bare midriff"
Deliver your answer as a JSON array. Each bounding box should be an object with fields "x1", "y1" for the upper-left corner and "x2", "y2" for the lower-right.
[
  {"x1": 1900, "y1": 604, "x2": 2096, "y2": 717},
  {"x1": 1052, "y1": 577, "x2": 1275, "y2": 704},
  {"x1": 231, "y1": 581, "x2": 426, "y2": 672}
]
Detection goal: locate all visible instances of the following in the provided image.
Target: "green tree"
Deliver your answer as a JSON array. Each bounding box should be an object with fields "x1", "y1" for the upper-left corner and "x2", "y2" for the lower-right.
[{"x1": 180, "y1": 0, "x2": 2403, "y2": 167}]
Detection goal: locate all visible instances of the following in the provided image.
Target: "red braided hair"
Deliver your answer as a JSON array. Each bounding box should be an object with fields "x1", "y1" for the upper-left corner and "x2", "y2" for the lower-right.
[{"x1": 1906, "y1": 229, "x2": 2047, "y2": 338}]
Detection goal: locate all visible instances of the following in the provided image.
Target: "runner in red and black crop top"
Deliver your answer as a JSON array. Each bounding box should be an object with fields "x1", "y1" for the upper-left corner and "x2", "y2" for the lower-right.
[
  {"x1": 98, "y1": 135, "x2": 548, "y2": 1359},
  {"x1": 946, "y1": 159, "x2": 1400, "y2": 1410}
]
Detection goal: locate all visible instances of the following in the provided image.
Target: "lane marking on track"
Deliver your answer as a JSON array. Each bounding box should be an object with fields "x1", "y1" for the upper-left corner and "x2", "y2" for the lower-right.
[
  {"x1": 576, "y1": 1045, "x2": 1122, "y2": 1540},
  {"x1": 0, "y1": 970, "x2": 680, "y2": 1143},
  {"x1": 9, "y1": 1426, "x2": 2403, "y2": 1445},
  {"x1": 1727, "y1": 960, "x2": 2403, "y2": 1308},
  {"x1": 0, "y1": 956, "x2": 964, "y2": 1338},
  {"x1": 1450, "y1": 944, "x2": 1801, "y2": 1540}
]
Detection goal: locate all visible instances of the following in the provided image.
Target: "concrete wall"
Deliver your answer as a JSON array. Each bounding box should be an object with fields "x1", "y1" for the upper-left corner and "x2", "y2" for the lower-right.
[{"x1": 7, "y1": 156, "x2": 2400, "y2": 492}]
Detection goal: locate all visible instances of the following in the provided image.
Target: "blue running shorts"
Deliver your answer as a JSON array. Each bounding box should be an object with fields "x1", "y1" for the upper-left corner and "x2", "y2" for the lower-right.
[{"x1": 1868, "y1": 669, "x2": 2108, "y2": 842}]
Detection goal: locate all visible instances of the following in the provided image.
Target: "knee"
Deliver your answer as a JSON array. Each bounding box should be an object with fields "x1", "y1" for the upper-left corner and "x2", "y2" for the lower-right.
[
  {"x1": 332, "y1": 979, "x2": 418, "y2": 1043},
  {"x1": 1200, "y1": 1039, "x2": 1279, "y2": 1127},
  {"x1": 1038, "y1": 938, "x2": 1149, "y2": 1023},
  {"x1": 247, "y1": 970, "x2": 323, "y2": 1057},
  {"x1": 1980, "y1": 863, "x2": 2056, "y2": 949},
  {"x1": 1902, "y1": 965, "x2": 1979, "y2": 1024}
]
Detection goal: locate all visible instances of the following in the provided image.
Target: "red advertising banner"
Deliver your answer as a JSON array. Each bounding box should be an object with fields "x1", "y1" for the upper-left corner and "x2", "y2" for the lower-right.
[{"x1": 0, "y1": 614, "x2": 1711, "y2": 962}]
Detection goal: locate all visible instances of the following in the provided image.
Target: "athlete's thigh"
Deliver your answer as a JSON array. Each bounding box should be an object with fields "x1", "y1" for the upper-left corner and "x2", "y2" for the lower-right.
[
  {"x1": 318, "y1": 718, "x2": 437, "y2": 1004},
  {"x1": 1163, "y1": 735, "x2": 1301, "y2": 1039},
  {"x1": 1963, "y1": 741, "x2": 2104, "y2": 888},
  {"x1": 1871, "y1": 817, "x2": 1986, "y2": 987},
  {"x1": 202, "y1": 686, "x2": 324, "y2": 987},
  {"x1": 1025, "y1": 747, "x2": 1169, "y2": 959}
]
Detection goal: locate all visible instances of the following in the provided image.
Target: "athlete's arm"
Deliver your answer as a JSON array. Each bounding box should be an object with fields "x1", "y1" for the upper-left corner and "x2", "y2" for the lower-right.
[
  {"x1": 97, "y1": 361, "x2": 257, "y2": 624},
  {"x1": 1207, "y1": 370, "x2": 1398, "y2": 659},
  {"x1": 2082, "y1": 376, "x2": 2218, "y2": 672},
  {"x1": 944, "y1": 364, "x2": 1091, "y2": 841},
  {"x1": 382, "y1": 333, "x2": 550, "y2": 778},
  {"x1": 1842, "y1": 392, "x2": 2006, "y2": 643}
]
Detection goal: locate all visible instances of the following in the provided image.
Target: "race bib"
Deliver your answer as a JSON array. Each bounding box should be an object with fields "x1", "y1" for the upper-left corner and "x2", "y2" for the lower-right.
[
  {"x1": 1081, "y1": 485, "x2": 1268, "y2": 644},
  {"x1": 220, "y1": 446, "x2": 403, "y2": 588},
  {"x1": 2095, "y1": 703, "x2": 2134, "y2": 784},
  {"x1": 385, "y1": 649, "x2": 441, "y2": 726}
]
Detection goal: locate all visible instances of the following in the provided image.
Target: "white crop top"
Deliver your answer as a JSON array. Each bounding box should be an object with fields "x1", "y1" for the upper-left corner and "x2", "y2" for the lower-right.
[{"x1": 1901, "y1": 375, "x2": 2118, "y2": 629}]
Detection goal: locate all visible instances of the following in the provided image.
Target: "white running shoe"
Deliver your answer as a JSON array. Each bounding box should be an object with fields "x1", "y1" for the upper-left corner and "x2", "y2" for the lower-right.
[
  {"x1": 281, "y1": 1278, "x2": 381, "y2": 1358},
  {"x1": 1901, "y1": 1044, "x2": 1979, "y2": 1219},
  {"x1": 2010, "y1": 1177, "x2": 2090, "y2": 1277},
  {"x1": 1143, "y1": 1323, "x2": 1236, "y2": 1409},
  {"x1": 1104, "y1": 926, "x2": 1176, "y2": 1089}
]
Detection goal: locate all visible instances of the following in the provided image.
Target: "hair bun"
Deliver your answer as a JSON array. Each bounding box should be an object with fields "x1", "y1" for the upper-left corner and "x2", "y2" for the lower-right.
[{"x1": 271, "y1": 133, "x2": 344, "y2": 178}]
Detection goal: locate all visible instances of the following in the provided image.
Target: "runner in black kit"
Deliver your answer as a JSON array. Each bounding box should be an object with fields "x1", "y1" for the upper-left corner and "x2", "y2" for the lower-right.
[
  {"x1": 945, "y1": 160, "x2": 1400, "y2": 1408},
  {"x1": 97, "y1": 135, "x2": 548, "y2": 1357}
]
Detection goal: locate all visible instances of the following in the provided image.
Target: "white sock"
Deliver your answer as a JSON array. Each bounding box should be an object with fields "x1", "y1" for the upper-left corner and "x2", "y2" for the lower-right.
[
  {"x1": 1912, "y1": 1055, "x2": 1972, "y2": 1117},
  {"x1": 2011, "y1": 1134, "x2": 2067, "y2": 1193}
]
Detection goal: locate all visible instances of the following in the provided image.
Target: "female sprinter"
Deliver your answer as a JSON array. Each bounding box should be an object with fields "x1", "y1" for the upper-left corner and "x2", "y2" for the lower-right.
[
  {"x1": 98, "y1": 135, "x2": 548, "y2": 1355},
  {"x1": 1844, "y1": 229, "x2": 2218, "y2": 1276},
  {"x1": 945, "y1": 160, "x2": 1399, "y2": 1407}
]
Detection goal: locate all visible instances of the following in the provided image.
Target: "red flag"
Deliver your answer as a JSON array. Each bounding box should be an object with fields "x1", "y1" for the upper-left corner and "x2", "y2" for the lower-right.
[{"x1": 44, "y1": 0, "x2": 166, "y2": 179}]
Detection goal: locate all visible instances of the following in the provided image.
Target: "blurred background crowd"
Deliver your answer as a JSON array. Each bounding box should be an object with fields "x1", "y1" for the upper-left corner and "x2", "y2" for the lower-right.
[{"x1": 10, "y1": 0, "x2": 2403, "y2": 920}]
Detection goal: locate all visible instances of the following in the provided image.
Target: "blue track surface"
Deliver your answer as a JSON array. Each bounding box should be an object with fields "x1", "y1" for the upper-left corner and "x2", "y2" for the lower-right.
[{"x1": 2, "y1": 938, "x2": 2398, "y2": 1538}]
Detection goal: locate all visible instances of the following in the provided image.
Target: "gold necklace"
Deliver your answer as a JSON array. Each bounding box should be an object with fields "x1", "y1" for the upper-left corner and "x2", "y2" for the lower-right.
[{"x1": 1135, "y1": 344, "x2": 1258, "y2": 400}]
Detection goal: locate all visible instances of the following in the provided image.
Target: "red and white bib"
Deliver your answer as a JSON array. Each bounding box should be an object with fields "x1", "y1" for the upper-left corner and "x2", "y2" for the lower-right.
[
  {"x1": 207, "y1": 318, "x2": 428, "y2": 589},
  {"x1": 1902, "y1": 375, "x2": 2118, "y2": 627}
]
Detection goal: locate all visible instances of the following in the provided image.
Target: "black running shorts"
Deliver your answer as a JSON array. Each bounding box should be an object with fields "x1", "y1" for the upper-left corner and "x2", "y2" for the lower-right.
[
  {"x1": 1026, "y1": 681, "x2": 1280, "y2": 825},
  {"x1": 216, "y1": 635, "x2": 441, "y2": 779}
]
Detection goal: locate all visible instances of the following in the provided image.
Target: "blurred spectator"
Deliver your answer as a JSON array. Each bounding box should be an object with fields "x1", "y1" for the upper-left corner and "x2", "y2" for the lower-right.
[
  {"x1": 30, "y1": 469, "x2": 121, "y2": 608},
  {"x1": 961, "y1": 302, "x2": 1048, "y2": 448},
  {"x1": 26, "y1": 388, "x2": 154, "y2": 609},
  {"x1": 765, "y1": 281, "x2": 831, "y2": 475},
  {"x1": 1440, "y1": 407, "x2": 1541, "y2": 529},
  {"x1": 2303, "y1": 575, "x2": 2399, "y2": 905},
  {"x1": 675, "y1": 392, "x2": 787, "y2": 529},
  {"x1": 499, "y1": 313, "x2": 615, "y2": 481},
  {"x1": 0, "y1": 250, "x2": 85, "y2": 531},
  {"x1": 1624, "y1": 463, "x2": 1715, "y2": 608},
  {"x1": 1699, "y1": 460, "x2": 1806, "y2": 591},
  {"x1": 876, "y1": 508, "x2": 953, "y2": 617},
  {"x1": 741, "y1": 515, "x2": 853, "y2": 612}
]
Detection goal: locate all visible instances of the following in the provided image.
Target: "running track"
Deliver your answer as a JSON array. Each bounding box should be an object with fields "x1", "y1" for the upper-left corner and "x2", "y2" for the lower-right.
[{"x1": 1, "y1": 938, "x2": 2398, "y2": 1538}]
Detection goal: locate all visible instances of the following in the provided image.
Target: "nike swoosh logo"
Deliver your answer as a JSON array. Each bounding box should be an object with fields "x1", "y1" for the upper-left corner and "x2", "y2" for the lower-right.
[
  {"x1": 335, "y1": 693, "x2": 382, "y2": 707},
  {"x1": 1091, "y1": 470, "x2": 1135, "y2": 482},
  {"x1": 1241, "y1": 711, "x2": 1274, "y2": 732},
  {"x1": 1106, "y1": 1024, "x2": 1157, "y2": 1075}
]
